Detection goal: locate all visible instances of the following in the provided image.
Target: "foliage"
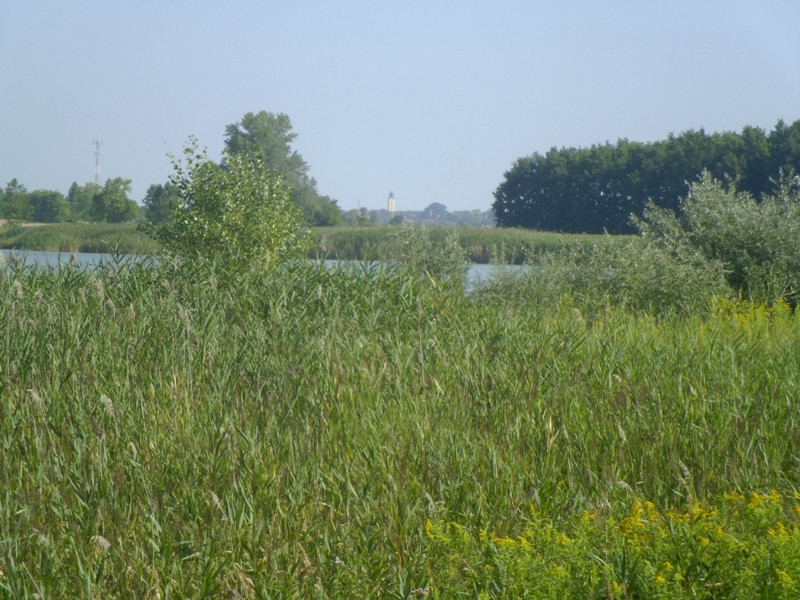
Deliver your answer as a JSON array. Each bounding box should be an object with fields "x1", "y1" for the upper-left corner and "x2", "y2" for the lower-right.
[
  {"x1": 66, "y1": 181, "x2": 102, "y2": 221},
  {"x1": 4, "y1": 242, "x2": 800, "y2": 597},
  {"x1": 423, "y1": 202, "x2": 449, "y2": 220},
  {"x1": 147, "y1": 138, "x2": 309, "y2": 271},
  {"x1": 1, "y1": 178, "x2": 141, "y2": 225},
  {"x1": 0, "y1": 179, "x2": 33, "y2": 221},
  {"x1": 637, "y1": 170, "x2": 800, "y2": 305},
  {"x1": 515, "y1": 234, "x2": 730, "y2": 315},
  {"x1": 90, "y1": 177, "x2": 140, "y2": 223},
  {"x1": 0, "y1": 222, "x2": 160, "y2": 253},
  {"x1": 487, "y1": 170, "x2": 800, "y2": 315},
  {"x1": 313, "y1": 225, "x2": 608, "y2": 264},
  {"x1": 224, "y1": 111, "x2": 342, "y2": 226},
  {"x1": 0, "y1": 221, "x2": 613, "y2": 263},
  {"x1": 28, "y1": 189, "x2": 70, "y2": 223},
  {"x1": 142, "y1": 182, "x2": 180, "y2": 225},
  {"x1": 494, "y1": 118, "x2": 800, "y2": 233}
]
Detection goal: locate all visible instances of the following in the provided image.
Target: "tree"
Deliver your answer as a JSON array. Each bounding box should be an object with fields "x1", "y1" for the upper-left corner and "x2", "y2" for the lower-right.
[
  {"x1": 66, "y1": 182, "x2": 102, "y2": 221},
  {"x1": 225, "y1": 112, "x2": 309, "y2": 184},
  {"x1": 223, "y1": 111, "x2": 342, "y2": 226},
  {"x1": 0, "y1": 179, "x2": 33, "y2": 221},
  {"x1": 768, "y1": 119, "x2": 800, "y2": 179},
  {"x1": 738, "y1": 125, "x2": 771, "y2": 196},
  {"x1": 148, "y1": 138, "x2": 310, "y2": 270},
  {"x1": 91, "y1": 178, "x2": 140, "y2": 222},
  {"x1": 143, "y1": 183, "x2": 180, "y2": 225},
  {"x1": 424, "y1": 202, "x2": 448, "y2": 220},
  {"x1": 29, "y1": 190, "x2": 70, "y2": 222},
  {"x1": 493, "y1": 119, "x2": 800, "y2": 233}
]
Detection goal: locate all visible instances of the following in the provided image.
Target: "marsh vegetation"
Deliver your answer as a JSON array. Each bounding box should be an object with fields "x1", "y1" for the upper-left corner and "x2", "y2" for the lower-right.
[{"x1": 3, "y1": 172, "x2": 800, "y2": 598}]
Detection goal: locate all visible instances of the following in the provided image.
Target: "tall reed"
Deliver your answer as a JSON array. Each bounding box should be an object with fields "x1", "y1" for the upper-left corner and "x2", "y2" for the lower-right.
[{"x1": 2, "y1": 249, "x2": 799, "y2": 597}]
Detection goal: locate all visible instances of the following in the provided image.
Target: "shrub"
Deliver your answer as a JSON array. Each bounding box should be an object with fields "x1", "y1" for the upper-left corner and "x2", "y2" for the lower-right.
[
  {"x1": 518, "y1": 235, "x2": 730, "y2": 315},
  {"x1": 637, "y1": 170, "x2": 800, "y2": 305},
  {"x1": 496, "y1": 169, "x2": 800, "y2": 315},
  {"x1": 146, "y1": 138, "x2": 310, "y2": 271}
]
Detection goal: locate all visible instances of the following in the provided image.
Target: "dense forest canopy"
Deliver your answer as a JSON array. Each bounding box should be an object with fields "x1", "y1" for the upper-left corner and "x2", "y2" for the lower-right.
[{"x1": 493, "y1": 119, "x2": 800, "y2": 233}]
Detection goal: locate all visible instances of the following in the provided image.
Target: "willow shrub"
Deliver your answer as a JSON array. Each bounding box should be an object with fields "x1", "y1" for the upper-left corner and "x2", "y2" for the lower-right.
[
  {"x1": 490, "y1": 170, "x2": 800, "y2": 316},
  {"x1": 638, "y1": 169, "x2": 800, "y2": 306},
  {"x1": 480, "y1": 235, "x2": 730, "y2": 317}
]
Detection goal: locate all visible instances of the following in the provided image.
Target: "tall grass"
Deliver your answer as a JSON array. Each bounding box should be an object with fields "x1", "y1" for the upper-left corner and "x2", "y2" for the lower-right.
[
  {"x1": 1, "y1": 221, "x2": 612, "y2": 265},
  {"x1": 313, "y1": 225, "x2": 609, "y2": 264},
  {"x1": 2, "y1": 247, "x2": 800, "y2": 597}
]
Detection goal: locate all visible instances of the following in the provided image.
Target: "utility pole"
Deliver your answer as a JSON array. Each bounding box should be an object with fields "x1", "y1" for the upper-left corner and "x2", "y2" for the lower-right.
[{"x1": 93, "y1": 139, "x2": 102, "y2": 183}]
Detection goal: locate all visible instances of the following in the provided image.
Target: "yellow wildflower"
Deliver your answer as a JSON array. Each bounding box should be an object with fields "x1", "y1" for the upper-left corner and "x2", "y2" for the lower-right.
[{"x1": 724, "y1": 491, "x2": 745, "y2": 503}]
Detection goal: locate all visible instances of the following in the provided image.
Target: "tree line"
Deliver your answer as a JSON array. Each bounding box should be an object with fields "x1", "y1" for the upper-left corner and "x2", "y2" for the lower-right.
[
  {"x1": 0, "y1": 178, "x2": 141, "y2": 224},
  {"x1": 1, "y1": 111, "x2": 343, "y2": 227},
  {"x1": 493, "y1": 119, "x2": 800, "y2": 233}
]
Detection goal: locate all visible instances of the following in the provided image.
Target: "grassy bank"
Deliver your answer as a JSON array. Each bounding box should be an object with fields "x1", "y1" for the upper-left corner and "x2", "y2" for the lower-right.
[
  {"x1": 2, "y1": 255, "x2": 800, "y2": 597},
  {"x1": 0, "y1": 221, "x2": 161, "y2": 254}
]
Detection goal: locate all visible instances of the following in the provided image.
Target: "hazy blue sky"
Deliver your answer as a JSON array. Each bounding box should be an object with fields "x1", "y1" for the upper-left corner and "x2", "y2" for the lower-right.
[{"x1": 2, "y1": 1, "x2": 799, "y2": 212}]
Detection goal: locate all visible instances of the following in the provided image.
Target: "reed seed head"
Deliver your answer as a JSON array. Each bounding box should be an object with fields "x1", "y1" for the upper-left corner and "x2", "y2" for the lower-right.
[
  {"x1": 93, "y1": 277, "x2": 105, "y2": 302},
  {"x1": 100, "y1": 394, "x2": 115, "y2": 418},
  {"x1": 28, "y1": 389, "x2": 44, "y2": 411},
  {"x1": 91, "y1": 535, "x2": 111, "y2": 552}
]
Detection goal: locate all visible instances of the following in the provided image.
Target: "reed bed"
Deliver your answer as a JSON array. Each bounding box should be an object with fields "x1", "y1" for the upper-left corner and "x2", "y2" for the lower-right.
[
  {"x1": 312, "y1": 226, "x2": 608, "y2": 264},
  {"x1": 0, "y1": 222, "x2": 160, "y2": 254},
  {"x1": 0, "y1": 221, "x2": 611, "y2": 266},
  {"x1": 2, "y1": 256, "x2": 800, "y2": 598}
]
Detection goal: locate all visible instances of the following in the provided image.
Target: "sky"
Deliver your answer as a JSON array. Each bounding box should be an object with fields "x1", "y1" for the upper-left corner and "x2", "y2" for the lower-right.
[{"x1": 2, "y1": 1, "x2": 800, "y2": 213}]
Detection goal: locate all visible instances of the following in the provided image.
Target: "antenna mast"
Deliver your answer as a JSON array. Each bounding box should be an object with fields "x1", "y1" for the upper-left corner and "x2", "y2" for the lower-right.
[{"x1": 93, "y1": 139, "x2": 102, "y2": 183}]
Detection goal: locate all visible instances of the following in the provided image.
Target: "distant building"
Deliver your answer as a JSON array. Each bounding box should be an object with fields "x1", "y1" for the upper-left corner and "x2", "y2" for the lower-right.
[{"x1": 387, "y1": 191, "x2": 396, "y2": 213}]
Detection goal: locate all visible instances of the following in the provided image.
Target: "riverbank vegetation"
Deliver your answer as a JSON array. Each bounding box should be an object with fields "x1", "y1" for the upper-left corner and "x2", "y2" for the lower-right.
[
  {"x1": 0, "y1": 221, "x2": 161, "y2": 254},
  {"x1": 312, "y1": 225, "x2": 606, "y2": 264},
  {"x1": 0, "y1": 220, "x2": 610, "y2": 264},
  {"x1": 3, "y1": 169, "x2": 800, "y2": 597}
]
